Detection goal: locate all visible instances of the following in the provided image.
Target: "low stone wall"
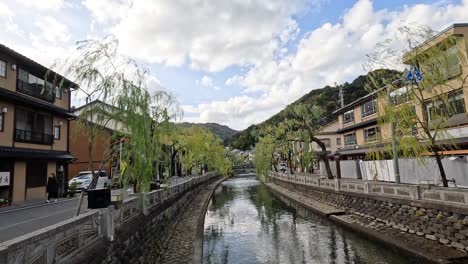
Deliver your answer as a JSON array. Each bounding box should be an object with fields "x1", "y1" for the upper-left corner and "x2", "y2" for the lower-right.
[
  {"x1": 0, "y1": 173, "x2": 219, "y2": 264},
  {"x1": 271, "y1": 172, "x2": 468, "y2": 252}
]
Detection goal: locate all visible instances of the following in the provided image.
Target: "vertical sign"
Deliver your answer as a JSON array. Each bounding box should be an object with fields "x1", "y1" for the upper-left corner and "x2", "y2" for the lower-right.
[{"x1": 0, "y1": 172, "x2": 10, "y2": 186}]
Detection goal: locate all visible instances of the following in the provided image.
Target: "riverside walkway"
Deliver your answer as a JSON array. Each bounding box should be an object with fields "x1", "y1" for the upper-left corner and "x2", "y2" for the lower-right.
[{"x1": 161, "y1": 178, "x2": 225, "y2": 264}]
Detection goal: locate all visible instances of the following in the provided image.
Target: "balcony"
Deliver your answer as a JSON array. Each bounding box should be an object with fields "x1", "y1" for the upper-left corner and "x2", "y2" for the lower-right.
[
  {"x1": 17, "y1": 79, "x2": 55, "y2": 103},
  {"x1": 15, "y1": 129, "x2": 53, "y2": 145}
]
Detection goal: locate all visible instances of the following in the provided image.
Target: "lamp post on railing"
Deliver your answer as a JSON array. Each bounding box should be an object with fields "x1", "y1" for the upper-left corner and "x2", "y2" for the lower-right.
[{"x1": 334, "y1": 152, "x2": 341, "y2": 179}]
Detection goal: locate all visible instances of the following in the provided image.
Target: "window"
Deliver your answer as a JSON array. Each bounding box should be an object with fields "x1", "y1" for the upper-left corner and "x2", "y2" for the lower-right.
[
  {"x1": 0, "y1": 60, "x2": 6, "y2": 78},
  {"x1": 26, "y1": 160, "x2": 47, "y2": 188},
  {"x1": 390, "y1": 86, "x2": 411, "y2": 105},
  {"x1": 54, "y1": 126, "x2": 61, "y2": 140},
  {"x1": 321, "y1": 138, "x2": 331, "y2": 148},
  {"x1": 420, "y1": 45, "x2": 461, "y2": 81},
  {"x1": 55, "y1": 86, "x2": 61, "y2": 99},
  {"x1": 361, "y1": 99, "x2": 377, "y2": 117},
  {"x1": 15, "y1": 108, "x2": 53, "y2": 144},
  {"x1": 336, "y1": 138, "x2": 341, "y2": 146},
  {"x1": 364, "y1": 127, "x2": 380, "y2": 143},
  {"x1": 17, "y1": 68, "x2": 55, "y2": 102},
  {"x1": 425, "y1": 91, "x2": 466, "y2": 121},
  {"x1": 343, "y1": 109, "x2": 354, "y2": 124},
  {"x1": 344, "y1": 133, "x2": 357, "y2": 146}
]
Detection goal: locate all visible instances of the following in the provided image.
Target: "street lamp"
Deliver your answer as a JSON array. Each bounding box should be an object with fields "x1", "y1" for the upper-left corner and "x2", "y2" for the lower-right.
[{"x1": 334, "y1": 152, "x2": 341, "y2": 179}]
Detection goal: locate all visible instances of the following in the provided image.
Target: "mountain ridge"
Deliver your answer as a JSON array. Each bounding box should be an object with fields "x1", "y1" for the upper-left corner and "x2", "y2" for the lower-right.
[{"x1": 229, "y1": 69, "x2": 402, "y2": 150}]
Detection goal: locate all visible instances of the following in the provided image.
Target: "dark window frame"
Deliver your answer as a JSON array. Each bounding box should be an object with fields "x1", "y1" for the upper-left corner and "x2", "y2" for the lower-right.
[
  {"x1": 364, "y1": 126, "x2": 381, "y2": 143},
  {"x1": 344, "y1": 132, "x2": 357, "y2": 146},
  {"x1": 54, "y1": 125, "x2": 61, "y2": 140},
  {"x1": 336, "y1": 137, "x2": 341, "y2": 146},
  {"x1": 361, "y1": 99, "x2": 377, "y2": 118},
  {"x1": 0, "y1": 113, "x2": 3, "y2": 132},
  {"x1": 14, "y1": 107, "x2": 53, "y2": 145},
  {"x1": 0, "y1": 59, "x2": 6, "y2": 78},
  {"x1": 425, "y1": 90, "x2": 466, "y2": 121},
  {"x1": 343, "y1": 109, "x2": 355, "y2": 124},
  {"x1": 17, "y1": 67, "x2": 56, "y2": 103}
]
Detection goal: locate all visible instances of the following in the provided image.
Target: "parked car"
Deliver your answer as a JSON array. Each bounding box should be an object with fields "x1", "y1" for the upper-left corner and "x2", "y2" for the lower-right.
[{"x1": 68, "y1": 171, "x2": 111, "y2": 191}]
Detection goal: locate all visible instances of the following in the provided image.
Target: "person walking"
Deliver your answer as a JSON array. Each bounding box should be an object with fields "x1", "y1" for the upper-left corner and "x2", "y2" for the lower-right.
[{"x1": 46, "y1": 173, "x2": 59, "y2": 203}]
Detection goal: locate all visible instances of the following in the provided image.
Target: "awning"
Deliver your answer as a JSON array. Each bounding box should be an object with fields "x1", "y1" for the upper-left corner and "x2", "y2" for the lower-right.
[{"x1": 0, "y1": 146, "x2": 76, "y2": 161}]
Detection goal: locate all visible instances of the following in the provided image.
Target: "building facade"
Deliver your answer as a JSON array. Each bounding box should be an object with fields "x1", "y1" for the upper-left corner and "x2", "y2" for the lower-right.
[
  {"x1": 68, "y1": 100, "x2": 123, "y2": 181},
  {"x1": 0, "y1": 44, "x2": 76, "y2": 204}
]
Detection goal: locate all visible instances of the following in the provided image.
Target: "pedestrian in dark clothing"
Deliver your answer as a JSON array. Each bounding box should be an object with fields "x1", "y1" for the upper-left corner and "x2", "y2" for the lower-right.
[{"x1": 46, "y1": 173, "x2": 58, "y2": 203}]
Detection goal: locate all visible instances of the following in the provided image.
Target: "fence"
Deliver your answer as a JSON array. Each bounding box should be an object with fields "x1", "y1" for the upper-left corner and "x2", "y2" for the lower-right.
[
  {"x1": 269, "y1": 170, "x2": 468, "y2": 206},
  {"x1": 0, "y1": 172, "x2": 219, "y2": 264},
  {"x1": 318, "y1": 156, "x2": 468, "y2": 187}
]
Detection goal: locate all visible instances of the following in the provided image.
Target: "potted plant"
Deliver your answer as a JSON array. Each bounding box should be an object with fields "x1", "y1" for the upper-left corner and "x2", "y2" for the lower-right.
[
  {"x1": 0, "y1": 198, "x2": 9, "y2": 207},
  {"x1": 68, "y1": 182, "x2": 77, "y2": 198}
]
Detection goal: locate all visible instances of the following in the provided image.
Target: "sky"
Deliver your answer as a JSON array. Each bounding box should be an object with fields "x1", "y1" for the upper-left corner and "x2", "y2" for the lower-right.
[{"x1": 1, "y1": 0, "x2": 468, "y2": 130}]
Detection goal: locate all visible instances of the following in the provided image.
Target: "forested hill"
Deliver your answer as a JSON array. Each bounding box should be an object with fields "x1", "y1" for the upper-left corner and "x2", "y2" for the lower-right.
[
  {"x1": 229, "y1": 69, "x2": 401, "y2": 150},
  {"x1": 177, "y1": 122, "x2": 239, "y2": 146}
]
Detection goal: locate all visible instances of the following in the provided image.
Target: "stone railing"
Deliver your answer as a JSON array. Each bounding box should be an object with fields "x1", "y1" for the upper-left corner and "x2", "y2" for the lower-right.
[
  {"x1": 0, "y1": 172, "x2": 219, "y2": 264},
  {"x1": 420, "y1": 185, "x2": 468, "y2": 205},
  {"x1": 269, "y1": 171, "x2": 468, "y2": 206},
  {"x1": 0, "y1": 210, "x2": 101, "y2": 264}
]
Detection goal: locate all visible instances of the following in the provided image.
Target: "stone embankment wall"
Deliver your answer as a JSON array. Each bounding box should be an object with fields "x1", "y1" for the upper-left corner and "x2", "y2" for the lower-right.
[
  {"x1": 0, "y1": 173, "x2": 219, "y2": 264},
  {"x1": 270, "y1": 172, "x2": 468, "y2": 252}
]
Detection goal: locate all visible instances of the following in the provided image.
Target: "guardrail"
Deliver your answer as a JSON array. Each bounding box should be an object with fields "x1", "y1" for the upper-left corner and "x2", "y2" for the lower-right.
[
  {"x1": 269, "y1": 171, "x2": 468, "y2": 206},
  {"x1": 0, "y1": 172, "x2": 219, "y2": 264}
]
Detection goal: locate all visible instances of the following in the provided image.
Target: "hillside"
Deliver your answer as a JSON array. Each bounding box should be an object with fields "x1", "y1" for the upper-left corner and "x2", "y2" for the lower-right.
[
  {"x1": 177, "y1": 122, "x2": 239, "y2": 145},
  {"x1": 230, "y1": 69, "x2": 401, "y2": 150}
]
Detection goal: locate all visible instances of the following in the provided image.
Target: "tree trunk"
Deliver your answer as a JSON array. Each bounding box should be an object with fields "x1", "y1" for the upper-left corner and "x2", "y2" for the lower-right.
[
  {"x1": 434, "y1": 150, "x2": 448, "y2": 187},
  {"x1": 287, "y1": 150, "x2": 294, "y2": 174},
  {"x1": 311, "y1": 135, "x2": 333, "y2": 179}
]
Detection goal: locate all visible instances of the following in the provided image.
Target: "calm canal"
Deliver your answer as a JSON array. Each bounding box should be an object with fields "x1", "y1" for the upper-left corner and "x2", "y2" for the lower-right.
[{"x1": 202, "y1": 175, "x2": 421, "y2": 264}]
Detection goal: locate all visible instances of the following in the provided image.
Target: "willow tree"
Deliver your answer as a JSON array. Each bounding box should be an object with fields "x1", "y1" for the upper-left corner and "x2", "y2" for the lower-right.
[
  {"x1": 365, "y1": 25, "x2": 468, "y2": 187},
  {"x1": 253, "y1": 135, "x2": 275, "y2": 181},
  {"x1": 287, "y1": 103, "x2": 334, "y2": 179},
  {"x1": 177, "y1": 126, "x2": 232, "y2": 177},
  {"x1": 61, "y1": 36, "x2": 181, "y2": 193}
]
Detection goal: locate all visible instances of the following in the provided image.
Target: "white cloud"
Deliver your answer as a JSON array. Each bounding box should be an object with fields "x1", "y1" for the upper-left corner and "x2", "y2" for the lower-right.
[
  {"x1": 16, "y1": 0, "x2": 65, "y2": 10},
  {"x1": 185, "y1": 0, "x2": 468, "y2": 130},
  {"x1": 31, "y1": 16, "x2": 71, "y2": 44},
  {"x1": 82, "y1": 0, "x2": 129, "y2": 24},
  {"x1": 85, "y1": 0, "x2": 308, "y2": 72},
  {"x1": 199, "y1": 76, "x2": 214, "y2": 88},
  {"x1": 0, "y1": 2, "x2": 21, "y2": 35}
]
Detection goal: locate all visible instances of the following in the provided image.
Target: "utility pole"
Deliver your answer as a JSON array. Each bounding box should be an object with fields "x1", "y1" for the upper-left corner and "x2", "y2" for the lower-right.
[{"x1": 338, "y1": 83, "x2": 345, "y2": 108}]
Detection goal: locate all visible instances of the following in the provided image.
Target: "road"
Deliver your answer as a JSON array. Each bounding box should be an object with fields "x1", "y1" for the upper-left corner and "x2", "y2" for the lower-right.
[
  {"x1": 0, "y1": 175, "x2": 199, "y2": 244},
  {"x1": 0, "y1": 197, "x2": 86, "y2": 243}
]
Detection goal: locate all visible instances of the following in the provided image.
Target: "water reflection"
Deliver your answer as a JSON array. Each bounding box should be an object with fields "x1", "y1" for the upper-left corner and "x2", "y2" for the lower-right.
[{"x1": 203, "y1": 176, "x2": 420, "y2": 264}]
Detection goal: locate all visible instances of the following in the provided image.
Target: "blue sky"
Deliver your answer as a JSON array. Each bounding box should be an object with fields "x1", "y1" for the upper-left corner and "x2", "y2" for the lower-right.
[{"x1": 1, "y1": 0, "x2": 467, "y2": 129}]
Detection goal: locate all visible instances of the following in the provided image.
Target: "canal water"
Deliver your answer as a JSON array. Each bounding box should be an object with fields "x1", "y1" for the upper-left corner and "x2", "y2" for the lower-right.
[{"x1": 202, "y1": 175, "x2": 421, "y2": 264}]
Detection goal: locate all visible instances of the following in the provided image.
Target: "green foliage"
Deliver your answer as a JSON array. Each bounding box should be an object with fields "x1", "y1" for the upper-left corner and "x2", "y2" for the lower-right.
[
  {"x1": 253, "y1": 135, "x2": 275, "y2": 181},
  {"x1": 177, "y1": 126, "x2": 232, "y2": 177},
  {"x1": 62, "y1": 37, "x2": 182, "y2": 192},
  {"x1": 364, "y1": 24, "x2": 468, "y2": 187},
  {"x1": 177, "y1": 122, "x2": 238, "y2": 146},
  {"x1": 230, "y1": 69, "x2": 401, "y2": 150}
]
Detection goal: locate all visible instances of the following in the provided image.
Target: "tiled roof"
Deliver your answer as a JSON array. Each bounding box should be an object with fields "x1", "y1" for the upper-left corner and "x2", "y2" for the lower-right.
[{"x1": 0, "y1": 146, "x2": 76, "y2": 160}]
